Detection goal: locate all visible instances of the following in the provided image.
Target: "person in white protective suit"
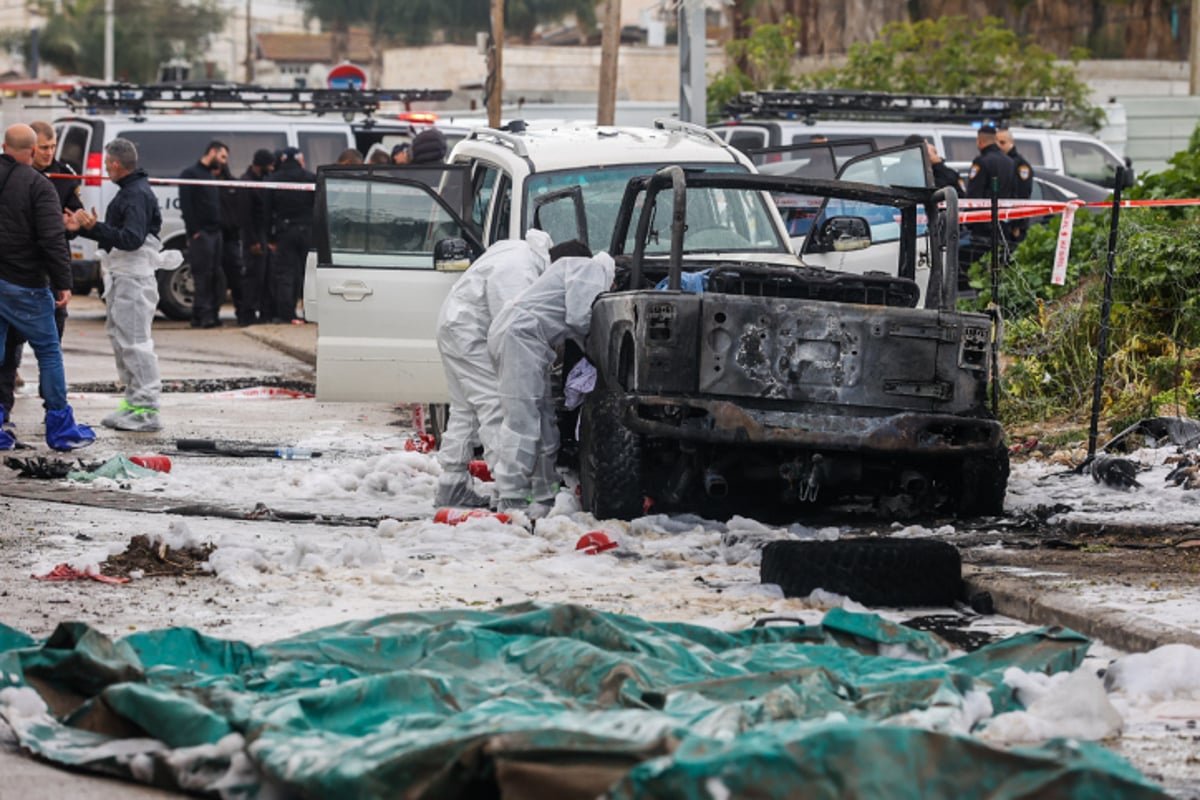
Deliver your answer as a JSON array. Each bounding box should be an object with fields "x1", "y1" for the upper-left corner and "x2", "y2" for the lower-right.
[
  {"x1": 67, "y1": 138, "x2": 182, "y2": 432},
  {"x1": 433, "y1": 229, "x2": 554, "y2": 508},
  {"x1": 488, "y1": 248, "x2": 616, "y2": 518}
]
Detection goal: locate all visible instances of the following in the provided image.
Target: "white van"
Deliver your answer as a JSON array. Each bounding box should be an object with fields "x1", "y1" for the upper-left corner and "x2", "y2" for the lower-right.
[
  {"x1": 710, "y1": 118, "x2": 1133, "y2": 191},
  {"x1": 53, "y1": 106, "x2": 459, "y2": 319},
  {"x1": 53, "y1": 113, "x2": 357, "y2": 319}
]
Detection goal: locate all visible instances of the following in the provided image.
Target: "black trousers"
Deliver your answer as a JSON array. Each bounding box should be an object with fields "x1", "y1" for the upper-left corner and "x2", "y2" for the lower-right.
[
  {"x1": 269, "y1": 224, "x2": 311, "y2": 322},
  {"x1": 189, "y1": 230, "x2": 223, "y2": 326},
  {"x1": 241, "y1": 240, "x2": 269, "y2": 324}
]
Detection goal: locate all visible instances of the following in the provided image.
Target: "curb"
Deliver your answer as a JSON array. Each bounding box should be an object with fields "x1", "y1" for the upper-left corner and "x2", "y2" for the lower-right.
[
  {"x1": 241, "y1": 325, "x2": 317, "y2": 367},
  {"x1": 962, "y1": 566, "x2": 1200, "y2": 652}
]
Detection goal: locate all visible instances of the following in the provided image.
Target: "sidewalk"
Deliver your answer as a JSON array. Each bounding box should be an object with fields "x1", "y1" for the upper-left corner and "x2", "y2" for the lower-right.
[{"x1": 240, "y1": 320, "x2": 317, "y2": 367}]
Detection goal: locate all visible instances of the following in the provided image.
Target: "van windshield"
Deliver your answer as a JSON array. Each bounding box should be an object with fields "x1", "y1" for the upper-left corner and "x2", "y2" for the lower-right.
[{"x1": 524, "y1": 163, "x2": 762, "y2": 253}]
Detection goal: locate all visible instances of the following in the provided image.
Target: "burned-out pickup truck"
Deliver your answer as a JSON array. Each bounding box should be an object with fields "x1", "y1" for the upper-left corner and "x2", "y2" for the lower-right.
[{"x1": 578, "y1": 146, "x2": 1008, "y2": 521}]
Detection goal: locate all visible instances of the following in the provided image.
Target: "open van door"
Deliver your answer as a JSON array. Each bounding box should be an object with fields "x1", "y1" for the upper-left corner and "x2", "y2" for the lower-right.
[
  {"x1": 801, "y1": 142, "x2": 937, "y2": 303},
  {"x1": 313, "y1": 164, "x2": 482, "y2": 402}
]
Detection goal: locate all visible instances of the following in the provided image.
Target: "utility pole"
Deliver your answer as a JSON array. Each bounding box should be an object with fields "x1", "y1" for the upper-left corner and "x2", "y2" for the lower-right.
[
  {"x1": 597, "y1": 0, "x2": 622, "y2": 125},
  {"x1": 245, "y1": 0, "x2": 255, "y2": 84},
  {"x1": 678, "y1": 0, "x2": 706, "y2": 124},
  {"x1": 104, "y1": 0, "x2": 114, "y2": 81},
  {"x1": 488, "y1": 0, "x2": 504, "y2": 128},
  {"x1": 1192, "y1": 0, "x2": 1200, "y2": 94}
]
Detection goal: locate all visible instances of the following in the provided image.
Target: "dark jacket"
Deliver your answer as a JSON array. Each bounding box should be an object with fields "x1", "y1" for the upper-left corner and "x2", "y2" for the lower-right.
[
  {"x1": 0, "y1": 154, "x2": 72, "y2": 291},
  {"x1": 216, "y1": 164, "x2": 241, "y2": 240},
  {"x1": 267, "y1": 158, "x2": 317, "y2": 235},
  {"x1": 239, "y1": 165, "x2": 271, "y2": 247},
  {"x1": 931, "y1": 161, "x2": 964, "y2": 196},
  {"x1": 37, "y1": 158, "x2": 85, "y2": 214},
  {"x1": 178, "y1": 160, "x2": 221, "y2": 236},
  {"x1": 76, "y1": 168, "x2": 162, "y2": 253},
  {"x1": 966, "y1": 143, "x2": 1018, "y2": 200},
  {"x1": 1009, "y1": 147, "x2": 1035, "y2": 199}
]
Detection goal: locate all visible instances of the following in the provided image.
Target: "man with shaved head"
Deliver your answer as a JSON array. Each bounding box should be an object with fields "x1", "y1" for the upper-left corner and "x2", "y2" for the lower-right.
[{"x1": 0, "y1": 124, "x2": 95, "y2": 450}]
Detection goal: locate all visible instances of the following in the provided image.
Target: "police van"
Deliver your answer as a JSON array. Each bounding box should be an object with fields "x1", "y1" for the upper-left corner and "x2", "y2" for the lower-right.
[
  {"x1": 711, "y1": 90, "x2": 1134, "y2": 192},
  {"x1": 52, "y1": 84, "x2": 452, "y2": 319}
]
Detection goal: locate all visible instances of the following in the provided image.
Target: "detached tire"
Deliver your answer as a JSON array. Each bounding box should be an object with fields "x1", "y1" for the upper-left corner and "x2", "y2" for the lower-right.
[
  {"x1": 760, "y1": 538, "x2": 962, "y2": 607},
  {"x1": 578, "y1": 388, "x2": 643, "y2": 520}
]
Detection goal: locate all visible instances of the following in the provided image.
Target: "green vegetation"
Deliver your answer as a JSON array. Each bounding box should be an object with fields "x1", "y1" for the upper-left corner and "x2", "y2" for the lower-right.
[
  {"x1": 711, "y1": 16, "x2": 1101, "y2": 130},
  {"x1": 965, "y1": 129, "x2": 1200, "y2": 433}
]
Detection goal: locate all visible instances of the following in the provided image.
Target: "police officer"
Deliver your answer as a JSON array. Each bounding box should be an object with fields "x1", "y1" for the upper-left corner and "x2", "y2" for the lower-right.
[
  {"x1": 997, "y1": 126, "x2": 1035, "y2": 243},
  {"x1": 966, "y1": 124, "x2": 1017, "y2": 200},
  {"x1": 996, "y1": 126, "x2": 1034, "y2": 199},
  {"x1": 265, "y1": 147, "x2": 316, "y2": 324},
  {"x1": 905, "y1": 134, "x2": 962, "y2": 196},
  {"x1": 961, "y1": 123, "x2": 1019, "y2": 282}
]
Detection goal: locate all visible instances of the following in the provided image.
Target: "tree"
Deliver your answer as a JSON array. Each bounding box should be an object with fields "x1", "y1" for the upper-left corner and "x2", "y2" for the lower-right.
[
  {"x1": 4, "y1": 0, "x2": 223, "y2": 82},
  {"x1": 805, "y1": 16, "x2": 1102, "y2": 131},
  {"x1": 710, "y1": 15, "x2": 1102, "y2": 130}
]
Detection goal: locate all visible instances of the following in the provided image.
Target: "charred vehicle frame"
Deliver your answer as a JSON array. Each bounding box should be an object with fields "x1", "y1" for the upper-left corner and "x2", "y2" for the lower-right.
[{"x1": 578, "y1": 165, "x2": 1009, "y2": 521}]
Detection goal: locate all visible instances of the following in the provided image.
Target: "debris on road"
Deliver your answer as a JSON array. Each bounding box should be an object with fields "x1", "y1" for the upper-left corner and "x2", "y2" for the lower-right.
[
  {"x1": 100, "y1": 533, "x2": 215, "y2": 579},
  {"x1": 1089, "y1": 454, "x2": 1144, "y2": 490},
  {"x1": 32, "y1": 563, "x2": 130, "y2": 584}
]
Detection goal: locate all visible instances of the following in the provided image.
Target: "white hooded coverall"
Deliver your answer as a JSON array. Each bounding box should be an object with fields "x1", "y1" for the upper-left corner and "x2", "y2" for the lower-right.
[
  {"x1": 488, "y1": 252, "x2": 616, "y2": 505},
  {"x1": 101, "y1": 236, "x2": 181, "y2": 413},
  {"x1": 434, "y1": 230, "x2": 553, "y2": 506}
]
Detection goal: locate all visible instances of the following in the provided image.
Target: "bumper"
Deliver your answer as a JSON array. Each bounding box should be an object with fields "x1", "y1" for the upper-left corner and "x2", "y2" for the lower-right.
[{"x1": 620, "y1": 394, "x2": 1005, "y2": 455}]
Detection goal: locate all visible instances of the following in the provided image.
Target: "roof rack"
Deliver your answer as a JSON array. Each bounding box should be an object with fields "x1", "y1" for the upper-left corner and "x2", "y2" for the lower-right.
[
  {"x1": 653, "y1": 117, "x2": 727, "y2": 147},
  {"x1": 723, "y1": 90, "x2": 1064, "y2": 124},
  {"x1": 59, "y1": 83, "x2": 452, "y2": 119}
]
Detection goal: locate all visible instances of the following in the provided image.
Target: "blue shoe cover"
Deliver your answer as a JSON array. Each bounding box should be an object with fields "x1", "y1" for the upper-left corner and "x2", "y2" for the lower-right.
[
  {"x1": 0, "y1": 427, "x2": 14, "y2": 451},
  {"x1": 45, "y1": 406, "x2": 97, "y2": 451}
]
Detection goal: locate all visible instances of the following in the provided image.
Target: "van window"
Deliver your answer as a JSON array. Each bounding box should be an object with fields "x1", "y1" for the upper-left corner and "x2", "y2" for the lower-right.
[
  {"x1": 1013, "y1": 138, "x2": 1044, "y2": 166},
  {"x1": 123, "y1": 131, "x2": 287, "y2": 177},
  {"x1": 942, "y1": 134, "x2": 978, "y2": 163},
  {"x1": 298, "y1": 131, "x2": 351, "y2": 169},
  {"x1": 56, "y1": 124, "x2": 91, "y2": 175},
  {"x1": 469, "y1": 163, "x2": 499, "y2": 233},
  {"x1": 1061, "y1": 139, "x2": 1122, "y2": 189},
  {"x1": 728, "y1": 128, "x2": 768, "y2": 151},
  {"x1": 324, "y1": 177, "x2": 470, "y2": 268}
]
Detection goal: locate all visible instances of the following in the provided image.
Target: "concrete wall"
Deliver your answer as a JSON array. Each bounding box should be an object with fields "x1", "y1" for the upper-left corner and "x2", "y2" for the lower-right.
[{"x1": 383, "y1": 44, "x2": 726, "y2": 109}]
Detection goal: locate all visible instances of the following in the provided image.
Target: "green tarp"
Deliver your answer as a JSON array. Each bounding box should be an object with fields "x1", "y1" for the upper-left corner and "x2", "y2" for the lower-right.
[{"x1": 0, "y1": 604, "x2": 1166, "y2": 799}]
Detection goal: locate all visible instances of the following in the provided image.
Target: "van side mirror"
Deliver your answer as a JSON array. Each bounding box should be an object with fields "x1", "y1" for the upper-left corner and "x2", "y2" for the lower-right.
[
  {"x1": 433, "y1": 237, "x2": 472, "y2": 272},
  {"x1": 1121, "y1": 161, "x2": 1135, "y2": 188}
]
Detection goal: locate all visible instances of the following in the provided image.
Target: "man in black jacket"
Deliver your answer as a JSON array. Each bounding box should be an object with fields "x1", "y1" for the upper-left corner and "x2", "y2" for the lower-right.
[
  {"x1": 265, "y1": 147, "x2": 315, "y2": 324},
  {"x1": 179, "y1": 141, "x2": 228, "y2": 329},
  {"x1": 215, "y1": 160, "x2": 251, "y2": 326},
  {"x1": 239, "y1": 149, "x2": 274, "y2": 326},
  {"x1": 0, "y1": 120, "x2": 84, "y2": 421},
  {"x1": 0, "y1": 124, "x2": 95, "y2": 451},
  {"x1": 997, "y1": 126, "x2": 1035, "y2": 242},
  {"x1": 960, "y1": 124, "x2": 1019, "y2": 284}
]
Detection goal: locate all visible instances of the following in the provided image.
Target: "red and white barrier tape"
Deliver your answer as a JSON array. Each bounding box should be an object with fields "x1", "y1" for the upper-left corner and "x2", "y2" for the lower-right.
[{"x1": 45, "y1": 173, "x2": 315, "y2": 191}]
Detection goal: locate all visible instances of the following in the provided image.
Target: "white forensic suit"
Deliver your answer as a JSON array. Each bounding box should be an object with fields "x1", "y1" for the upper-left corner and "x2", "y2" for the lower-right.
[
  {"x1": 434, "y1": 230, "x2": 553, "y2": 507},
  {"x1": 100, "y1": 237, "x2": 182, "y2": 431},
  {"x1": 488, "y1": 252, "x2": 616, "y2": 515}
]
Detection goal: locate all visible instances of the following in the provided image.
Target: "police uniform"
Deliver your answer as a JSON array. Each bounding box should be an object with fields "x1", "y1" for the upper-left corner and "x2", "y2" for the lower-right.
[
  {"x1": 1008, "y1": 146, "x2": 1034, "y2": 199},
  {"x1": 966, "y1": 143, "x2": 1017, "y2": 201},
  {"x1": 960, "y1": 136, "x2": 1019, "y2": 286}
]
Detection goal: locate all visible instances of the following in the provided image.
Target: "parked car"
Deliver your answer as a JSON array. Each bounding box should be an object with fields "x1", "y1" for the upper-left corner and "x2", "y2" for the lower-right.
[
  {"x1": 711, "y1": 93, "x2": 1133, "y2": 192},
  {"x1": 579, "y1": 147, "x2": 1008, "y2": 521}
]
